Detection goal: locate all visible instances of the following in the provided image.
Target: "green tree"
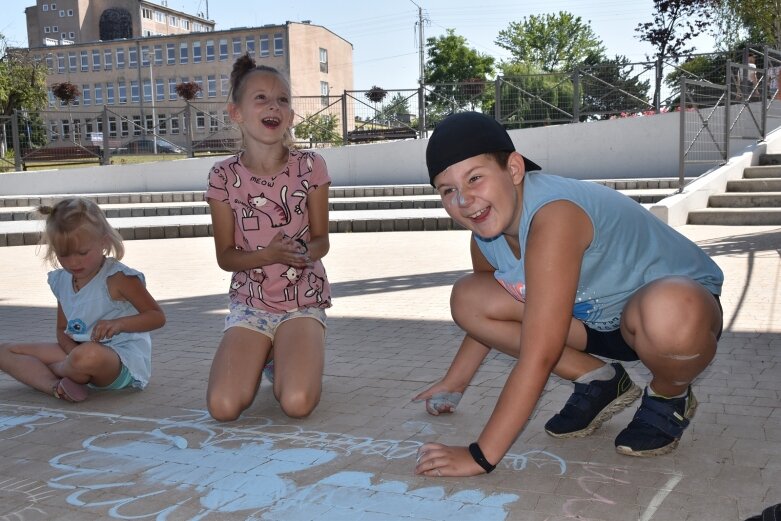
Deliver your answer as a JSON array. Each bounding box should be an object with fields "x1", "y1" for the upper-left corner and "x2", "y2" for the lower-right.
[
  {"x1": 495, "y1": 12, "x2": 605, "y2": 72},
  {"x1": 635, "y1": 0, "x2": 717, "y2": 107},
  {"x1": 376, "y1": 92, "x2": 414, "y2": 126},
  {"x1": 0, "y1": 36, "x2": 48, "y2": 156},
  {"x1": 294, "y1": 113, "x2": 341, "y2": 146},
  {"x1": 424, "y1": 29, "x2": 495, "y2": 120},
  {"x1": 497, "y1": 61, "x2": 575, "y2": 128},
  {"x1": 579, "y1": 53, "x2": 652, "y2": 119},
  {"x1": 721, "y1": 0, "x2": 781, "y2": 48}
]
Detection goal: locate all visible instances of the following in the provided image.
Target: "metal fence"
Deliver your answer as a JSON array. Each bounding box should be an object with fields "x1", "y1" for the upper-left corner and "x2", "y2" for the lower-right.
[
  {"x1": 1, "y1": 48, "x2": 777, "y2": 173},
  {"x1": 678, "y1": 45, "x2": 781, "y2": 187}
]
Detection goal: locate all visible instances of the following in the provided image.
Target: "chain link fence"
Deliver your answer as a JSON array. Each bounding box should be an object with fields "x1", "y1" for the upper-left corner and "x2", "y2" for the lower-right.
[{"x1": 2, "y1": 48, "x2": 778, "y2": 173}]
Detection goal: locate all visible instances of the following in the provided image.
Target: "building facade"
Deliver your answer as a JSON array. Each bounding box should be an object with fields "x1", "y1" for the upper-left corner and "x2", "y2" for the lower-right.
[{"x1": 20, "y1": 1, "x2": 354, "y2": 150}]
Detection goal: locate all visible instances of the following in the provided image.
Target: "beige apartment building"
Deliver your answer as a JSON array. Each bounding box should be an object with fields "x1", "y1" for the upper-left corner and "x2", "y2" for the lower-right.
[{"x1": 21, "y1": 0, "x2": 354, "y2": 149}]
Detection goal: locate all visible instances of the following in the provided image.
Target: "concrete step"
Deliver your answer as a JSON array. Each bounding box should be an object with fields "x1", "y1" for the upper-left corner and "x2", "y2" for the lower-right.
[
  {"x1": 758, "y1": 153, "x2": 781, "y2": 165},
  {"x1": 744, "y1": 165, "x2": 781, "y2": 178},
  {"x1": 687, "y1": 208, "x2": 781, "y2": 225},
  {"x1": 726, "y1": 178, "x2": 781, "y2": 192},
  {"x1": 708, "y1": 192, "x2": 781, "y2": 208}
]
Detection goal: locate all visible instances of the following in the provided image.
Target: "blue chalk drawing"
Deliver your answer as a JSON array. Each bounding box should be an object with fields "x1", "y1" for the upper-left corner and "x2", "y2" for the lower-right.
[{"x1": 41, "y1": 411, "x2": 547, "y2": 520}]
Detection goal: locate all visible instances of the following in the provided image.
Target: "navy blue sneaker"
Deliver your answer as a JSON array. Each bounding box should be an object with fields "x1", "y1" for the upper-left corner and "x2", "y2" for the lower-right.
[
  {"x1": 545, "y1": 363, "x2": 641, "y2": 438},
  {"x1": 615, "y1": 386, "x2": 697, "y2": 457}
]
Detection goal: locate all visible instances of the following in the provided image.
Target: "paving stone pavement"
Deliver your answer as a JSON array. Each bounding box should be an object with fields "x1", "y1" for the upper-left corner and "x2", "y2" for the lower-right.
[{"x1": 0, "y1": 225, "x2": 779, "y2": 521}]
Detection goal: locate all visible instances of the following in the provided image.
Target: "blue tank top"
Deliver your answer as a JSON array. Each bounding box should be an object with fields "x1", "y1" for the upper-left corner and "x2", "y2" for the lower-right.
[
  {"x1": 48, "y1": 258, "x2": 152, "y2": 388},
  {"x1": 476, "y1": 172, "x2": 724, "y2": 331}
]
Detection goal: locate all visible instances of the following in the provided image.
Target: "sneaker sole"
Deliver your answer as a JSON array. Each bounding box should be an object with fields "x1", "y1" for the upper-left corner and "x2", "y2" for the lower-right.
[
  {"x1": 615, "y1": 390, "x2": 699, "y2": 457},
  {"x1": 545, "y1": 383, "x2": 642, "y2": 439}
]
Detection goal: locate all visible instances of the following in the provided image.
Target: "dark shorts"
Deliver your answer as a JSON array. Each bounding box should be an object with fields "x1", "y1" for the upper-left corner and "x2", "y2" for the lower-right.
[{"x1": 584, "y1": 295, "x2": 723, "y2": 362}]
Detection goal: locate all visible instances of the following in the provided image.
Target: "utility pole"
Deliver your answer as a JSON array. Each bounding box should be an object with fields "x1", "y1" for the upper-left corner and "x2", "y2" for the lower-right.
[{"x1": 411, "y1": 1, "x2": 427, "y2": 136}]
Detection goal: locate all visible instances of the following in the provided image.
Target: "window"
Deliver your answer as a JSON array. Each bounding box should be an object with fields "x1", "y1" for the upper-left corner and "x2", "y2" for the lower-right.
[
  {"x1": 103, "y1": 49, "x2": 113, "y2": 70},
  {"x1": 43, "y1": 4, "x2": 48, "y2": 11},
  {"x1": 52, "y1": 25, "x2": 58, "y2": 33},
  {"x1": 260, "y1": 35, "x2": 269, "y2": 57},
  {"x1": 94, "y1": 83, "x2": 103, "y2": 104},
  {"x1": 171, "y1": 116, "x2": 180, "y2": 135},
  {"x1": 219, "y1": 39, "x2": 228, "y2": 60},
  {"x1": 44, "y1": 26, "x2": 51, "y2": 33},
  {"x1": 59, "y1": 10, "x2": 64, "y2": 17},
  {"x1": 220, "y1": 74, "x2": 229, "y2": 96},
  {"x1": 116, "y1": 47, "x2": 125, "y2": 69},
  {"x1": 141, "y1": 46, "x2": 150, "y2": 66},
  {"x1": 155, "y1": 11, "x2": 165, "y2": 23},
  {"x1": 81, "y1": 85, "x2": 90, "y2": 105},
  {"x1": 118, "y1": 82, "x2": 127, "y2": 104},
  {"x1": 154, "y1": 45, "x2": 163, "y2": 65},
  {"x1": 168, "y1": 15, "x2": 178, "y2": 26},
  {"x1": 132, "y1": 115, "x2": 141, "y2": 135},
  {"x1": 121, "y1": 120, "x2": 129, "y2": 137},
  {"x1": 181, "y1": 19, "x2": 190, "y2": 30},
  {"x1": 158, "y1": 114, "x2": 167, "y2": 135},
  {"x1": 179, "y1": 42, "x2": 188, "y2": 64},
  {"x1": 68, "y1": 52, "x2": 76, "y2": 72},
  {"x1": 319, "y1": 48, "x2": 328, "y2": 73},
  {"x1": 194, "y1": 76, "x2": 204, "y2": 98},
  {"x1": 192, "y1": 41, "x2": 201, "y2": 63},
  {"x1": 209, "y1": 112, "x2": 218, "y2": 132},
  {"x1": 143, "y1": 79, "x2": 152, "y2": 103},
  {"x1": 68, "y1": 32, "x2": 75, "y2": 38},
  {"x1": 80, "y1": 50, "x2": 88, "y2": 71},
  {"x1": 130, "y1": 80, "x2": 139, "y2": 103},
  {"x1": 106, "y1": 83, "x2": 115, "y2": 104},
  {"x1": 128, "y1": 47, "x2": 137, "y2": 68},
  {"x1": 91, "y1": 49, "x2": 100, "y2": 70},
  {"x1": 45, "y1": 54, "x2": 54, "y2": 72},
  {"x1": 51, "y1": 4, "x2": 56, "y2": 10},
  {"x1": 320, "y1": 81, "x2": 329, "y2": 106},
  {"x1": 206, "y1": 40, "x2": 214, "y2": 62},
  {"x1": 167, "y1": 43, "x2": 175, "y2": 64},
  {"x1": 142, "y1": 8, "x2": 152, "y2": 19},
  {"x1": 156, "y1": 79, "x2": 165, "y2": 101},
  {"x1": 196, "y1": 111, "x2": 205, "y2": 131},
  {"x1": 108, "y1": 117, "x2": 117, "y2": 138},
  {"x1": 207, "y1": 75, "x2": 216, "y2": 98},
  {"x1": 245, "y1": 36, "x2": 255, "y2": 57},
  {"x1": 232, "y1": 37, "x2": 241, "y2": 57},
  {"x1": 169, "y1": 79, "x2": 178, "y2": 100},
  {"x1": 57, "y1": 53, "x2": 65, "y2": 73},
  {"x1": 67, "y1": 9, "x2": 73, "y2": 16},
  {"x1": 274, "y1": 33, "x2": 284, "y2": 56}
]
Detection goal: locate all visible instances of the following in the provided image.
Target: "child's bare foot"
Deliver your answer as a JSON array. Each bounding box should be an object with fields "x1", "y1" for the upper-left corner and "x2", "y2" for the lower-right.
[{"x1": 53, "y1": 377, "x2": 88, "y2": 402}]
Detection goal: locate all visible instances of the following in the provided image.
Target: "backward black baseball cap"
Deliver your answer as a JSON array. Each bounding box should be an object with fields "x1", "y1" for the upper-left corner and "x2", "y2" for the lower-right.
[{"x1": 426, "y1": 111, "x2": 541, "y2": 186}]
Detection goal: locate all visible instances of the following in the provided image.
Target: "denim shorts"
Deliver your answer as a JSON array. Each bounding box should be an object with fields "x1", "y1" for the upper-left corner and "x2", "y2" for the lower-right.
[{"x1": 224, "y1": 302, "x2": 327, "y2": 340}]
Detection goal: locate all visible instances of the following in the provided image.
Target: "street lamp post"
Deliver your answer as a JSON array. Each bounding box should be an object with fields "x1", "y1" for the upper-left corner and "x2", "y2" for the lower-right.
[{"x1": 146, "y1": 50, "x2": 158, "y2": 154}]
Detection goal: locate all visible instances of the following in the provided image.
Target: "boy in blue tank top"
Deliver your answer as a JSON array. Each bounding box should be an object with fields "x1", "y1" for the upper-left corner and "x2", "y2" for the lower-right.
[{"x1": 414, "y1": 112, "x2": 724, "y2": 478}]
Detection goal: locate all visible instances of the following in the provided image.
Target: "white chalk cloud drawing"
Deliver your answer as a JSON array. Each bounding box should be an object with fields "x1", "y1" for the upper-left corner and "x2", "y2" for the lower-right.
[{"x1": 40, "y1": 410, "x2": 566, "y2": 520}]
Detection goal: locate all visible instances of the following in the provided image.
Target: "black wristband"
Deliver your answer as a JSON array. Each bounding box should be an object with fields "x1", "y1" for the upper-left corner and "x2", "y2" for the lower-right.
[{"x1": 468, "y1": 442, "x2": 496, "y2": 474}]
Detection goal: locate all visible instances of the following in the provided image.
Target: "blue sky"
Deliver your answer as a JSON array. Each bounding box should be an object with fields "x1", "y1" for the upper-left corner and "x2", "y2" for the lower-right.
[{"x1": 2, "y1": 0, "x2": 717, "y2": 90}]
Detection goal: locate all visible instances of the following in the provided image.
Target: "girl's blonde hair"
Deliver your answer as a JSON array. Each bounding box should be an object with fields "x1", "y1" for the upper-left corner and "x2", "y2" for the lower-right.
[
  {"x1": 229, "y1": 53, "x2": 295, "y2": 149},
  {"x1": 38, "y1": 197, "x2": 124, "y2": 265}
]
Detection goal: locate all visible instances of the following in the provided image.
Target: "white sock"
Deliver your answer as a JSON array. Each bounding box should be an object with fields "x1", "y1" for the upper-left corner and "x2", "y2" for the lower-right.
[
  {"x1": 575, "y1": 363, "x2": 616, "y2": 384},
  {"x1": 648, "y1": 385, "x2": 687, "y2": 399}
]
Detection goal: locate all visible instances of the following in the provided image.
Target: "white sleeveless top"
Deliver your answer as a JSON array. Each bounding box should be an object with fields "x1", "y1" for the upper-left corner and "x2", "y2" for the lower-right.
[{"x1": 48, "y1": 258, "x2": 152, "y2": 388}]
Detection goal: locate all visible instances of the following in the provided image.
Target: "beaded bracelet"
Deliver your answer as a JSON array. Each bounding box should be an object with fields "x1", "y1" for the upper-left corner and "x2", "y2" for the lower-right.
[{"x1": 468, "y1": 442, "x2": 496, "y2": 474}]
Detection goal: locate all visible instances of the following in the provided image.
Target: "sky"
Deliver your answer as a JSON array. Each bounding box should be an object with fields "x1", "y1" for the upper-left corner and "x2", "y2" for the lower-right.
[{"x1": 1, "y1": 0, "x2": 718, "y2": 91}]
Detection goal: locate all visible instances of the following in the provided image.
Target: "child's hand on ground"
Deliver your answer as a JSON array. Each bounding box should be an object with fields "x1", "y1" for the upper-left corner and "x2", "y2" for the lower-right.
[
  {"x1": 415, "y1": 443, "x2": 485, "y2": 477},
  {"x1": 265, "y1": 231, "x2": 310, "y2": 268},
  {"x1": 412, "y1": 380, "x2": 464, "y2": 415},
  {"x1": 91, "y1": 318, "x2": 124, "y2": 342}
]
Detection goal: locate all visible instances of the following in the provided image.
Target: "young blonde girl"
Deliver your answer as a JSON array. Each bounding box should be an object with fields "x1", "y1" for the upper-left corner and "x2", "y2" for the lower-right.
[
  {"x1": 205, "y1": 54, "x2": 332, "y2": 421},
  {"x1": 0, "y1": 197, "x2": 165, "y2": 402}
]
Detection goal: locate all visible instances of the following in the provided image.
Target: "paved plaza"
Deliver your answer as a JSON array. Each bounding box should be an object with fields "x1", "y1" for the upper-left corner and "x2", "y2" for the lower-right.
[{"x1": 0, "y1": 225, "x2": 779, "y2": 520}]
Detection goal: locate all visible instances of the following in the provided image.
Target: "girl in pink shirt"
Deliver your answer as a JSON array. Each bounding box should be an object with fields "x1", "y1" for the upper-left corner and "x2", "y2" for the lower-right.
[{"x1": 205, "y1": 54, "x2": 331, "y2": 421}]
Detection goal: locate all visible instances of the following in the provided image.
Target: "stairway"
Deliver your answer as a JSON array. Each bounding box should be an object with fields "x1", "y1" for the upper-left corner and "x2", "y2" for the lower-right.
[
  {"x1": 0, "y1": 179, "x2": 677, "y2": 247},
  {"x1": 688, "y1": 153, "x2": 781, "y2": 225}
]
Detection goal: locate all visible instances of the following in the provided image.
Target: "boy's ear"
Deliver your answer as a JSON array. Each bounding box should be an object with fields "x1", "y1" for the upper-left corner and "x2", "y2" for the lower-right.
[{"x1": 508, "y1": 152, "x2": 527, "y2": 185}]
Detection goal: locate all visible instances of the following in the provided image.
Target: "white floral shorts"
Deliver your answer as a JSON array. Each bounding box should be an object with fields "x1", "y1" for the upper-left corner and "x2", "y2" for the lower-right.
[{"x1": 224, "y1": 302, "x2": 327, "y2": 340}]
